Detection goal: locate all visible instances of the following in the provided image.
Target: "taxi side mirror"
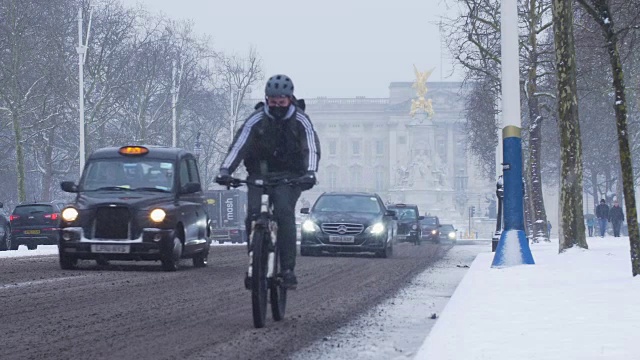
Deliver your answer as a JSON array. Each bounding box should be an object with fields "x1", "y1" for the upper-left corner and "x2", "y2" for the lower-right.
[
  {"x1": 181, "y1": 182, "x2": 202, "y2": 194},
  {"x1": 418, "y1": 215, "x2": 425, "y2": 220},
  {"x1": 300, "y1": 207, "x2": 310, "y2": 214},
  {"x1": 384, "y1": 210, "x2": 396, "y2": 217},
  {"x1": 61, "y1": 181, "x2": 78, "y2": 193}
]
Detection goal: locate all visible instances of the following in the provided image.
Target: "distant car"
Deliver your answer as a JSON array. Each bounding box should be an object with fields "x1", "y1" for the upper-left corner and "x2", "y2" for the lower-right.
[
  {"x1": 0, "y1": 202, "x2": 11, "y2": 251},
  {"x1": 9, "y1": 201, "x2": 65, "y2": 250},
  {"x1": 420, "y1": 215, "x2": 440, "y2": 242},
  {"x1": 439, "y1": 224, "x2": 457, "y2": 243},
  {"x1": 299, "y1": 192, "x2": 396, "y2": 258},
  {"x1": 58, "y1": 145, "x2": 211, "y2": 271},
  {"x1": 386, "y1": 203, "x2": 423, "y2": 245}
]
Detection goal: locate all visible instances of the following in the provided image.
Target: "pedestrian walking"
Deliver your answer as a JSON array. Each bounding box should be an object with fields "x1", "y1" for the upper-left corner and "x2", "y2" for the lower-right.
[
  {"x1": 595, "y1": 199, "x2": 609, "y2": 237},
  {"x1": 585, "y1": 214, "x2": 595, "y2": 237},
  {"x1": 609, "y1": 201, "x2": 625, "y2": 237}
]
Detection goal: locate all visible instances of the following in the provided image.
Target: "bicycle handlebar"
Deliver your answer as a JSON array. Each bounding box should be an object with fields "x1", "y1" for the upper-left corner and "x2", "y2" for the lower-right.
[{"x1": 224, "y1": 176, "x2": 305, "y2": 189}]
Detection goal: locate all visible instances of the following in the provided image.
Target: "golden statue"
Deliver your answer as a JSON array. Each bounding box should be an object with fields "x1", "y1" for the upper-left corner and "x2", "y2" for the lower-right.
[{"x1": 410, "y1": 65, "x2": 435, "y2": 118}]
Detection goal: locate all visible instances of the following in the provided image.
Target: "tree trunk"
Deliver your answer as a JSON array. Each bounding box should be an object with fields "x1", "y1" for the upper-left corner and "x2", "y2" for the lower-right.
[
  {"x1": 552, "y1": 0, "x2": 588, "y2": 251},
  {"x1": 41, "y1": 138, "x2": 53, "y2": 202},
  {"x1": 590, "y1": 0, "x2": 640, "y2": 275},
  {"x1": 526, "y1": 0, "x2": 549, "y2": 243},
  {"x1": 524, "y1": 159, "x2": 536, "y2": 239},
  {"x1": 11, "y1": 110, "x2": 26, "y2": 202}
]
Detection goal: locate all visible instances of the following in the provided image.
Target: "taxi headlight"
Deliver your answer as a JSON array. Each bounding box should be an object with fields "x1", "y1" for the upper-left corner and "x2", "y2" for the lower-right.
[
  {"x1": 448, "y1": 231, "x2": 456, "y2": 239},
  {"x1": 62, "y1": 207, "x2": 79, "y2": 222},
  {"x1": 431, "y1": 229, "x2": 437, "y2": 235},
  {"x1": 368, "y1": 222, "x2": 385, "y2": 235},
  {"x1": 302, "y1": 220, "x2": 319, "y2": 233},
  {"x1": 411, "y1": 224, "x2": 418, "y2": 230},
  {"x1": 150, "y1": 209, "x2": 166, "y2": 223}
]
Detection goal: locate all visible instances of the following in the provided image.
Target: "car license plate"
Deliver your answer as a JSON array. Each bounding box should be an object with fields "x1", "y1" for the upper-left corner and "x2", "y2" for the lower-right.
[
  {"x1": 91, "y1": 244, "x2": 130, "y2": 254},
  {"x1": 24, "y1": 229, "x2": 41, "y2": 235},
  {"x1": 397, "y1": 235, "x2": 406, "y2": 241},
  {"x1": 329, "y1": 235, "x2": 354, "y2": 243}
]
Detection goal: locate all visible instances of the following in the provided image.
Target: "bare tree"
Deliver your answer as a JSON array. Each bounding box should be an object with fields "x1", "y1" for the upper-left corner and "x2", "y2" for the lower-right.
[
  {"x1": 552, "y1": 0, "x2": 588, "y2": 251},
  {"x1": 575, "y1": 0, "x2": 640, "y2": 274},
  {"x1": 216, "y1": 48, "x2": 263, "y2": 147}
]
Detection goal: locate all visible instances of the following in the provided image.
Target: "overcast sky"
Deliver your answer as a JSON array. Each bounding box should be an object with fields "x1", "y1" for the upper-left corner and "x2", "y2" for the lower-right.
[{"x1": 120, "y1": 0, "x2": 461, "y2": 99}]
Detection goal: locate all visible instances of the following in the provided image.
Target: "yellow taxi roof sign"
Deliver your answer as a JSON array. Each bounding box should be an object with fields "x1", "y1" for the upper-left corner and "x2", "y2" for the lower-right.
[{"x1": 118, "y1": 146, "x2": 149, "y2": 156}]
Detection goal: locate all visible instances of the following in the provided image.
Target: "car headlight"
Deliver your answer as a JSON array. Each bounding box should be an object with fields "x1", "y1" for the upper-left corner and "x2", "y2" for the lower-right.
[
  {"x1": 150, "y1": 208, "x2": 166, "y2": 223},
  {"x1": 302, "y1": 220, "x2": 319, "y2": 233},
  {"x1": 367, "y1": 222, "x2": 385, "y2": 235},
  {"x1": 431, "y1": 229, "x2": 437, "y2": 234},
  {"x1": 448, "y1": 231, "x2": 456, "y2": 239},
  {"x1": 62, "y1": 207, "x2": 79, "y2": 222}
]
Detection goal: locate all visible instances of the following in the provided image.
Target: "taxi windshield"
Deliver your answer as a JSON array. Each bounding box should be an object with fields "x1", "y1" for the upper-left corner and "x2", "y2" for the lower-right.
[
  {"x1": 81, "y1": 159, "x2": 174, "y2": 192},
  {"x1": 389, "y1": 207, "x2": 417, "y2": 220}
]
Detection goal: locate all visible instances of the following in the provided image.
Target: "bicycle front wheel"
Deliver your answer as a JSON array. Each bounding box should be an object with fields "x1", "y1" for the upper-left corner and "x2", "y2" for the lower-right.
[
  {"x1": 270, "y1": 245, "x2": 287, "y2": 321},
  {"x1": 251, "y1": 230, "x2": 269, "y2": 328}
]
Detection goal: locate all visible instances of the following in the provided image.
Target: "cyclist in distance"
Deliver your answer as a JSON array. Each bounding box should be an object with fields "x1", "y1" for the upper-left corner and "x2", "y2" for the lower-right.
[{"x1": 215, "y1": 74, "x2": 320, "y2": 289}]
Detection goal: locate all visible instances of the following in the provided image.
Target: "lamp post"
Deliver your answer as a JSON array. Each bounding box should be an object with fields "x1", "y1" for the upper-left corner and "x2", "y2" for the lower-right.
[
  {"x1": 76, "y1": 4, "x2": 95, "y2": 177},
  {"x1": 491, "y1": 0, "x2": 535, "y2": 266}
]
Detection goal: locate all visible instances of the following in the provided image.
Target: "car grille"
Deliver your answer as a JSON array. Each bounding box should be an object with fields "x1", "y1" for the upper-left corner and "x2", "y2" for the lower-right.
[
  {"x1": 397, "y1": 223, "x2": 412, "y2": 235},
  {"x1": 94, "y1": 207, "x2": 130, "y2": 240},
  {"x1": 321, "y1": 223, "x2": 364, "y2": 235}
]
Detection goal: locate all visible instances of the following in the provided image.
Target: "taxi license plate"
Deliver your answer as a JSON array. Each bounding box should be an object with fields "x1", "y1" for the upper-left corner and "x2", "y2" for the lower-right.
[
  {"x1": 329, "y1": 235, "x2": 354, "y2": 243},
  {"x1": 397, "y1": 235, "x2": 407, "y2": 241},
  {"x1": 91, "y1": 244, "x2": 130, "y2": 254},
  {"x1": 24, "y1": 230, "x2": 41, "y2": 235}
]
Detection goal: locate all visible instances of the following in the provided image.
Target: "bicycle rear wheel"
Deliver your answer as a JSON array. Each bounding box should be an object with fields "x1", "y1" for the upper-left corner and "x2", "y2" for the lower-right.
[
  {"x1": 251, "y1": 230, "x2": 269, "y2": 328},
  {"x1": 270, "y1": 245, "x2": 287, "y2": 321}
]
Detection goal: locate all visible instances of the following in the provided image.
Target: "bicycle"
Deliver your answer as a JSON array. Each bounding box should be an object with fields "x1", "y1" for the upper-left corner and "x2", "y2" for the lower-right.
[{"x1": 226, "y1": 176, "x2": 302, "y2": 328}]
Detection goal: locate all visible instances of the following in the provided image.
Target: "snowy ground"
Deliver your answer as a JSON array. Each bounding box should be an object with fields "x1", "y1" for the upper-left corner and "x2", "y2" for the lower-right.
[
  {"x1": 291, "y1": 242, "x2": 489, "y2": 360},
  {"x1": 415, "y1": 236, "x2": 640, "y2": 360},
  {"x1": 0, "y1": 245, "x2": 59, "y2": 258}
]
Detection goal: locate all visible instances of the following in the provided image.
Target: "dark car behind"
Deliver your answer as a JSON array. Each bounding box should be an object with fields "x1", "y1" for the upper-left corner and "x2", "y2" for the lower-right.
[
  {"x1": 10, "y1": 202, "x2": 64, "y2": 250},
  {"x1": 300, "y1": 192, "x2": 396, "y2": 258},
  {"x1": 420, "y1": 215, "x2": 440, "y2": 242},
  {"x1": 439, "y1": 224, "x2": 457, "y2": 243},
  {"x1": 386, "y1": 203, "x2": 423, "y2": 245},
  {"x1": 0, "y1": 202, "x2": 11, "y2": 251}
]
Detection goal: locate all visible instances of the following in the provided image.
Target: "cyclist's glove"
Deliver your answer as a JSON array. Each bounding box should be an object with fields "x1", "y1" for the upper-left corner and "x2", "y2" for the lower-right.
[
  {"x1": 215, "y1": 168, "x2": 232, "y2": 185},
  {"x1": 298, "y1": 171, "x2": 317, "y2": 191}
]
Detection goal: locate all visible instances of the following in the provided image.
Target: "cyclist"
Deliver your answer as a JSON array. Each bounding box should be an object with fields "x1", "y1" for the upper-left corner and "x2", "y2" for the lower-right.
[{"x1": 215, "y1": 74, "x2": 320, "y2": 289}]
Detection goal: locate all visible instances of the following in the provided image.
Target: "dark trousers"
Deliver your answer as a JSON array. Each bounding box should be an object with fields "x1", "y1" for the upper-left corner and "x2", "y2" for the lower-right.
[
  {"x1": 587, "y1": 225, "x2": 594, "y2": 237},
  {"x1": 598, "y1": 218, "x2": 607, "y2": 237},
  {"x1": 245, "y1": 182, "x2": 301, "y2": 272},
  {"x1": 612, "y1": 221, "x2": 622, "y2": 237}
]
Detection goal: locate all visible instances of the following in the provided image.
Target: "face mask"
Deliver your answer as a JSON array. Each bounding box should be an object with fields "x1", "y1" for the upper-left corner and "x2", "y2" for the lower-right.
[{"x1": 269, "y1": 105, "x2": 289, "y2": 119}]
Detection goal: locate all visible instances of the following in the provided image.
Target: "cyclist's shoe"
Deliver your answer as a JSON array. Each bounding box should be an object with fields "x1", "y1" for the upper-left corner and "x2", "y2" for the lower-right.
[{"x1": 281, "y1": 270, "x2": 298, "y2": 290}]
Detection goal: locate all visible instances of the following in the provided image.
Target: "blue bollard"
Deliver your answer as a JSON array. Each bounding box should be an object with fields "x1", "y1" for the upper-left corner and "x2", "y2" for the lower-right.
[{"x1": 492, "y1": 126, "x2": 535, "y2": 267}]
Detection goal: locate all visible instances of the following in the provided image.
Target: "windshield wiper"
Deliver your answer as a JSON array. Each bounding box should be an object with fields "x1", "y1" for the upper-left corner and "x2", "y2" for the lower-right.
[
  {"x1": 90, "y1": 186, "x2": 131, "y2": 192},
  {"x1": 132, "y1": 187, "x2": 170, "y2": 193}
]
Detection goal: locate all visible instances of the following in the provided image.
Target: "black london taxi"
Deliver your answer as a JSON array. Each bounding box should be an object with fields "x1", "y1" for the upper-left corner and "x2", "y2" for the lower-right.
[{"x1": 58, "y1": 145, "x2": 211, "y2": 271}]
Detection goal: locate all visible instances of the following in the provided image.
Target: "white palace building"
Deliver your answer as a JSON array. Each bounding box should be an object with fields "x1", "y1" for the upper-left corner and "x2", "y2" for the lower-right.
[{"x1": 299, "y1": 81, "x2": 494, "y2": 228}]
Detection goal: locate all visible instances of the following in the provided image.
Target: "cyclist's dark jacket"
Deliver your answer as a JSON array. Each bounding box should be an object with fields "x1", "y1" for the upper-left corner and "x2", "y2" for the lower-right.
[{"x1": 221, "y1": 104, "x2": 320, "y2": 176}]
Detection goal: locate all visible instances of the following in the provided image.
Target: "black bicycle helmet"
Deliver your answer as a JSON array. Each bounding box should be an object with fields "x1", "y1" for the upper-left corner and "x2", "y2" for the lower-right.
[{"x1": 265, "y1": 74, "x2": 294, "y2": 97}]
